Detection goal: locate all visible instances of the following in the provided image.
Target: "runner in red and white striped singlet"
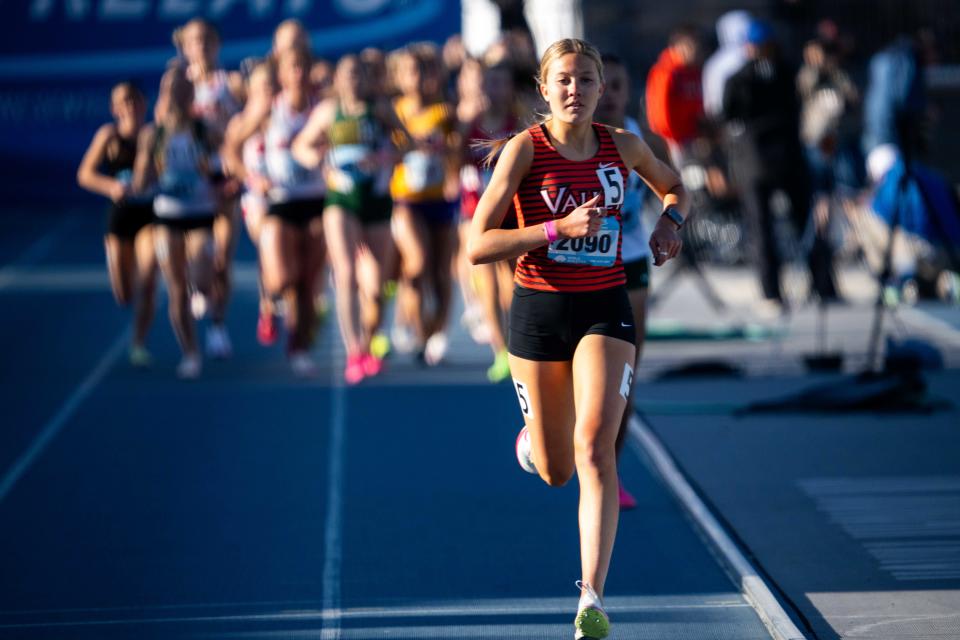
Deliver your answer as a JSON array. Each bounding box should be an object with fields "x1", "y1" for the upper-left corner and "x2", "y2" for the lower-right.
[
  {"x1": 467, "y1": 38, "x2": 690, "y2": 640},
  {"x1": 513, "y1": 121, "x2": 628, "y2": 292}
]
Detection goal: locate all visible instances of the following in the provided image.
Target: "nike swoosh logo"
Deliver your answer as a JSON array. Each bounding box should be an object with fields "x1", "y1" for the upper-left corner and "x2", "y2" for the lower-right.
[
  {"x1": 621, "y1": 322, "x2": 632, "y2": 327},
  {"x1": 598, "y1": 162, "x2": 615, "y2": 169}
]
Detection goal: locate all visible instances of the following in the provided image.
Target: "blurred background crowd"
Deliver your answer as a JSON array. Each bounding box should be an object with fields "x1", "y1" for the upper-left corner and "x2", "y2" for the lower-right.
[{"x1": 3, "y1": 0, "x2": 959, "y2": 380}]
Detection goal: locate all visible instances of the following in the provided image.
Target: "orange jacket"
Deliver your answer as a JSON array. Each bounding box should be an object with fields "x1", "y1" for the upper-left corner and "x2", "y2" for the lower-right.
[{"x1": 645, "y1": 48, "x2": 704, "y2": 145}]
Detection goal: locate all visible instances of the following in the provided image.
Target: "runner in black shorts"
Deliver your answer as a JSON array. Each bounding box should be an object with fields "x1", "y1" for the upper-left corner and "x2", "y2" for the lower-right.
[
  {"x1": 133, "y1": 64, "x2": 218, "y2": 379},
  {"x1": 230, "y1": 46, "x2": 326, "y2": 376},
  {"x1": 78, "y1": 81, "x2": 158, "y2": 368},
  {"x1": 389, "y1": 44, "x2": 460, "y2": 366},
  {"x1": 179, "y1": 18, "x2": 244, "y2": 358},
  {"x1": 468, "y1": 39, "x2": 689, "y2": 640}
]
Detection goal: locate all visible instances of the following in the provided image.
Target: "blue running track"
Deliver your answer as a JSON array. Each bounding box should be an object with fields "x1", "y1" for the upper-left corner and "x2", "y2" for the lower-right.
[{"x1": 0, "y1": 209, "x2": 776, "y2": 639}]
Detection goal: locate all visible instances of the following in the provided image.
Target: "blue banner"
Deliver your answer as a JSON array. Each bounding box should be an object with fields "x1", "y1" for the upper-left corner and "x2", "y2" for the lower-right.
[{"x1": 0, "y1": 0, "x2": 460, "y2": 203}]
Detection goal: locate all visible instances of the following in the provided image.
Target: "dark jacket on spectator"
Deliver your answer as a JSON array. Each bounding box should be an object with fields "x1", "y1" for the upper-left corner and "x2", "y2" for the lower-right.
[{"x1": 723, "y1": 53, "x2": 804, "y2": 180}]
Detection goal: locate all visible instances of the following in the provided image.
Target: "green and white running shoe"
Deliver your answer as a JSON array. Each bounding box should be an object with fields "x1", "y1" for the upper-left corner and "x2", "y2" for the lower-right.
[
  {"x1": 129, "y1": 345, "x2": 152, "y2": 368},
  {"x1": 574, "y1": 581, "x2": 609, "y2": 639}
]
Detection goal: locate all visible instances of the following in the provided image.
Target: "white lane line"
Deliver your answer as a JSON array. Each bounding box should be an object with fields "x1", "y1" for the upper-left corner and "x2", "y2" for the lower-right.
[
  {"x1": 899, "y1": 307, "x2": 960, "y2": 349},
  {"x1": 0, "y1": 325, "x2": 130, "y2": 504},
  {"x1": 321, "y1": 339, "x2": 347, "y2": 639},
  {"x1": 628, "y1": 414, "x2": 807, "y2": 640},
  {"x1": 0, "y1": 263, "x2": 262, "y2": 294},
  {"x1": 0, "y1": 597, "x2": 753, "y2": 630}
]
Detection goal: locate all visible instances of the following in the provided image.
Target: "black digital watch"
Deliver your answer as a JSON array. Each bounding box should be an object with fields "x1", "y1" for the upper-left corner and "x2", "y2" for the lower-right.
[{"x1": 661, "y1": 207, "x2": 685, "y2": 229}]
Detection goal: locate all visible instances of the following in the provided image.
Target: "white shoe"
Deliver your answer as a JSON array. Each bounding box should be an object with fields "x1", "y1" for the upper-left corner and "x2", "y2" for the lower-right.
[
  {"x1": 461, "y1": 305, "x2": 490, "y2": 344},
  {"x1": 190, "y1": 291, "x2": 209, "y2": 320},
  {"x1": 424, "y1": 331, "x2": 448, "y2": 367},
  {"x1": 176, "y1": 353, "x2": 202, "y2": 379},
  {"x1": 515, "y1": 426, "x2": 537, "y2": 474},
  {"x1": 390, "y1": 324, "x2": 415, "y2": 355},
  {"x1": 206, "y1": 325, "x2": 233, "y2": 359},
  {"x1": 290, "y1": 351, "x2": 318, "y2": 378}
]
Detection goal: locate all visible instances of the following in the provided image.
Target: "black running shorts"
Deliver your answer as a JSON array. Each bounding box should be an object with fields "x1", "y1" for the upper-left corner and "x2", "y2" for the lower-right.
[
  {"x1": 268, "y1": 197, "x2": 325, "y2": 228},
  {"x1": 508, "y1": 285, "x2": 636, "y2": 361},
  {"x1": 107, "y1": 202, "x2": 155, "y2": 239}
]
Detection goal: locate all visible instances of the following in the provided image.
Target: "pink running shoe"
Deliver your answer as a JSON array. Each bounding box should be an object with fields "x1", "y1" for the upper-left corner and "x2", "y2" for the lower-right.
[
  {"x1": 618, "y1": 478, "x2": 637, "y2": 510},
  {"x1": 257, "y1": 312, "x2": 277, "y2": 346},
  {"x1": 344, "y1": 354, "x2": 366, "y2": 385},
  {"x1": 361, "y1": 353, "x2": 383, "y2": 377}
]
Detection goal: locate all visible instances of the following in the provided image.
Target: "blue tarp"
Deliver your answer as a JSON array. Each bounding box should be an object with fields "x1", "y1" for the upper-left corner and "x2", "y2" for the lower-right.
[{"x1": 872, "y1": 159, "x2": 960, "y2": 247}]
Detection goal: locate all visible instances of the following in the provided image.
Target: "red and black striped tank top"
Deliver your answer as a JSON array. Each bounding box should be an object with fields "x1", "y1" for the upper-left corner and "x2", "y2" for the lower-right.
[{"x1": 513, "y1": 123, "x2": 628, "y2": 292}]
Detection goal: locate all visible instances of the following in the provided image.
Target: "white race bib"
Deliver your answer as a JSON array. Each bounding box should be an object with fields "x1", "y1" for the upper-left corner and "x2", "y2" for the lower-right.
[
  {"x1": 403, "y1": 150, "x2": 444, "y2": 192},
  {"x1": 547, "y1": 216, "x2": 620, "y2": 266},
  {"x1": 596, "y1": 164, "x2": 625, "y2": 208}
]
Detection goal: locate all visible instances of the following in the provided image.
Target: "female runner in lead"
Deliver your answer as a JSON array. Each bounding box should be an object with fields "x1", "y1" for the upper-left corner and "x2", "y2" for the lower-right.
[{"x1": 468, "y1": 39, "x2": 688, "y2": 639}]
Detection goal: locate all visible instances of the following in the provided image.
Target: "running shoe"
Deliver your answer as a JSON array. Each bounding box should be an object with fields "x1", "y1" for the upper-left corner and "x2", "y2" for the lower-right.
[
  {"x1": 618, "y1": 478, "x2": 638, "y2": 511},
  {"x1": 190, "y1": 291, "x2": 209, "y2": 320},
  {"x1": 129, "y1": 345, "x2": 152, "y2": 368},
  {"x1": 206, "y1": 324, "x2": 233, "y2": 359},
  {"x1": 461, "y1": 305, "x2": 491, "y2": 345},
  {"x1": 424, "y1": 331, "x2": 448, "y2": 367},
  {"x1": 176, "y1": 353, "x2": 202, "y2": 380},
  {"x1": 515, "y1": 426, "x2": 537, "y2": 474},
  {"x1": 486, "y1": 349, "x2": 511, "y2": 383},
  {"x1": 256, "y1": 311, "x2": 277, "y2": 346},
  {"x1": 370, "y1": 332, "x2": 391, "y2": 359},
  {"x1": 290, "y1": 351, "x2": 318, "y2": 378},
  {"x1": 574, "y1": 581, "x2": 610, "y2": 640},
  {"x1": 344, "y1": 354, "x2": 365, "y2": 385},
  {"x1": 390, "y1": 324, "x2": 415, "y2": 355},
  {"x1": 361, "y1": 353, "x2": 384, "y2": 377}
]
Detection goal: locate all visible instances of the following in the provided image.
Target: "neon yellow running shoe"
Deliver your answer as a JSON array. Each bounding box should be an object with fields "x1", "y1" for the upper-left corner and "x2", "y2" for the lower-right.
[
  {"x1": 370, "y1": 333, "x2": 391, "y2": 359},
  {"x1": 574, "y1": 582, "x2": 609, "y2": 639},
  {"x1": 486, "y1": 349, "x2": 511, "y2": 383}
]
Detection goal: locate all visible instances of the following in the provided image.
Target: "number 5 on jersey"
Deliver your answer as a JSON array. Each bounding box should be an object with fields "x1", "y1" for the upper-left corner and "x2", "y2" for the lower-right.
[
  {"x1": 514, "y1": 379, "x2": 533, "y2": 418},
  {"x1": 597, "y1": 163, "x2": 624, "y2": 208}
]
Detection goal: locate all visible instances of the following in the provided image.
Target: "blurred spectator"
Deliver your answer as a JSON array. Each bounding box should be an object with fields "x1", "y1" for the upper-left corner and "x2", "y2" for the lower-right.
[
  {"x1": 862, "y1": 33, "x2": 929, "y2": 168},
  {"x1": 702, "y1": 10, "x2": 752, "y2": 120},
  {"x1": 645, "y1": 25, "x2": 704, "y2": 169},
  {"x1": 798, "y1": 36, "x2": 861, "y2": 195},
  {"x1": 723, "y1": 20, "x2": 838, "y2": 308}
]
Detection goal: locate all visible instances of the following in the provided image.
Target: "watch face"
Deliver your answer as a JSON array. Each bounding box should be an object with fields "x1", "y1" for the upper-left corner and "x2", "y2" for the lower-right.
[{"x1": 663, "y1": 208, "x2": 684, "y2": 227}]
